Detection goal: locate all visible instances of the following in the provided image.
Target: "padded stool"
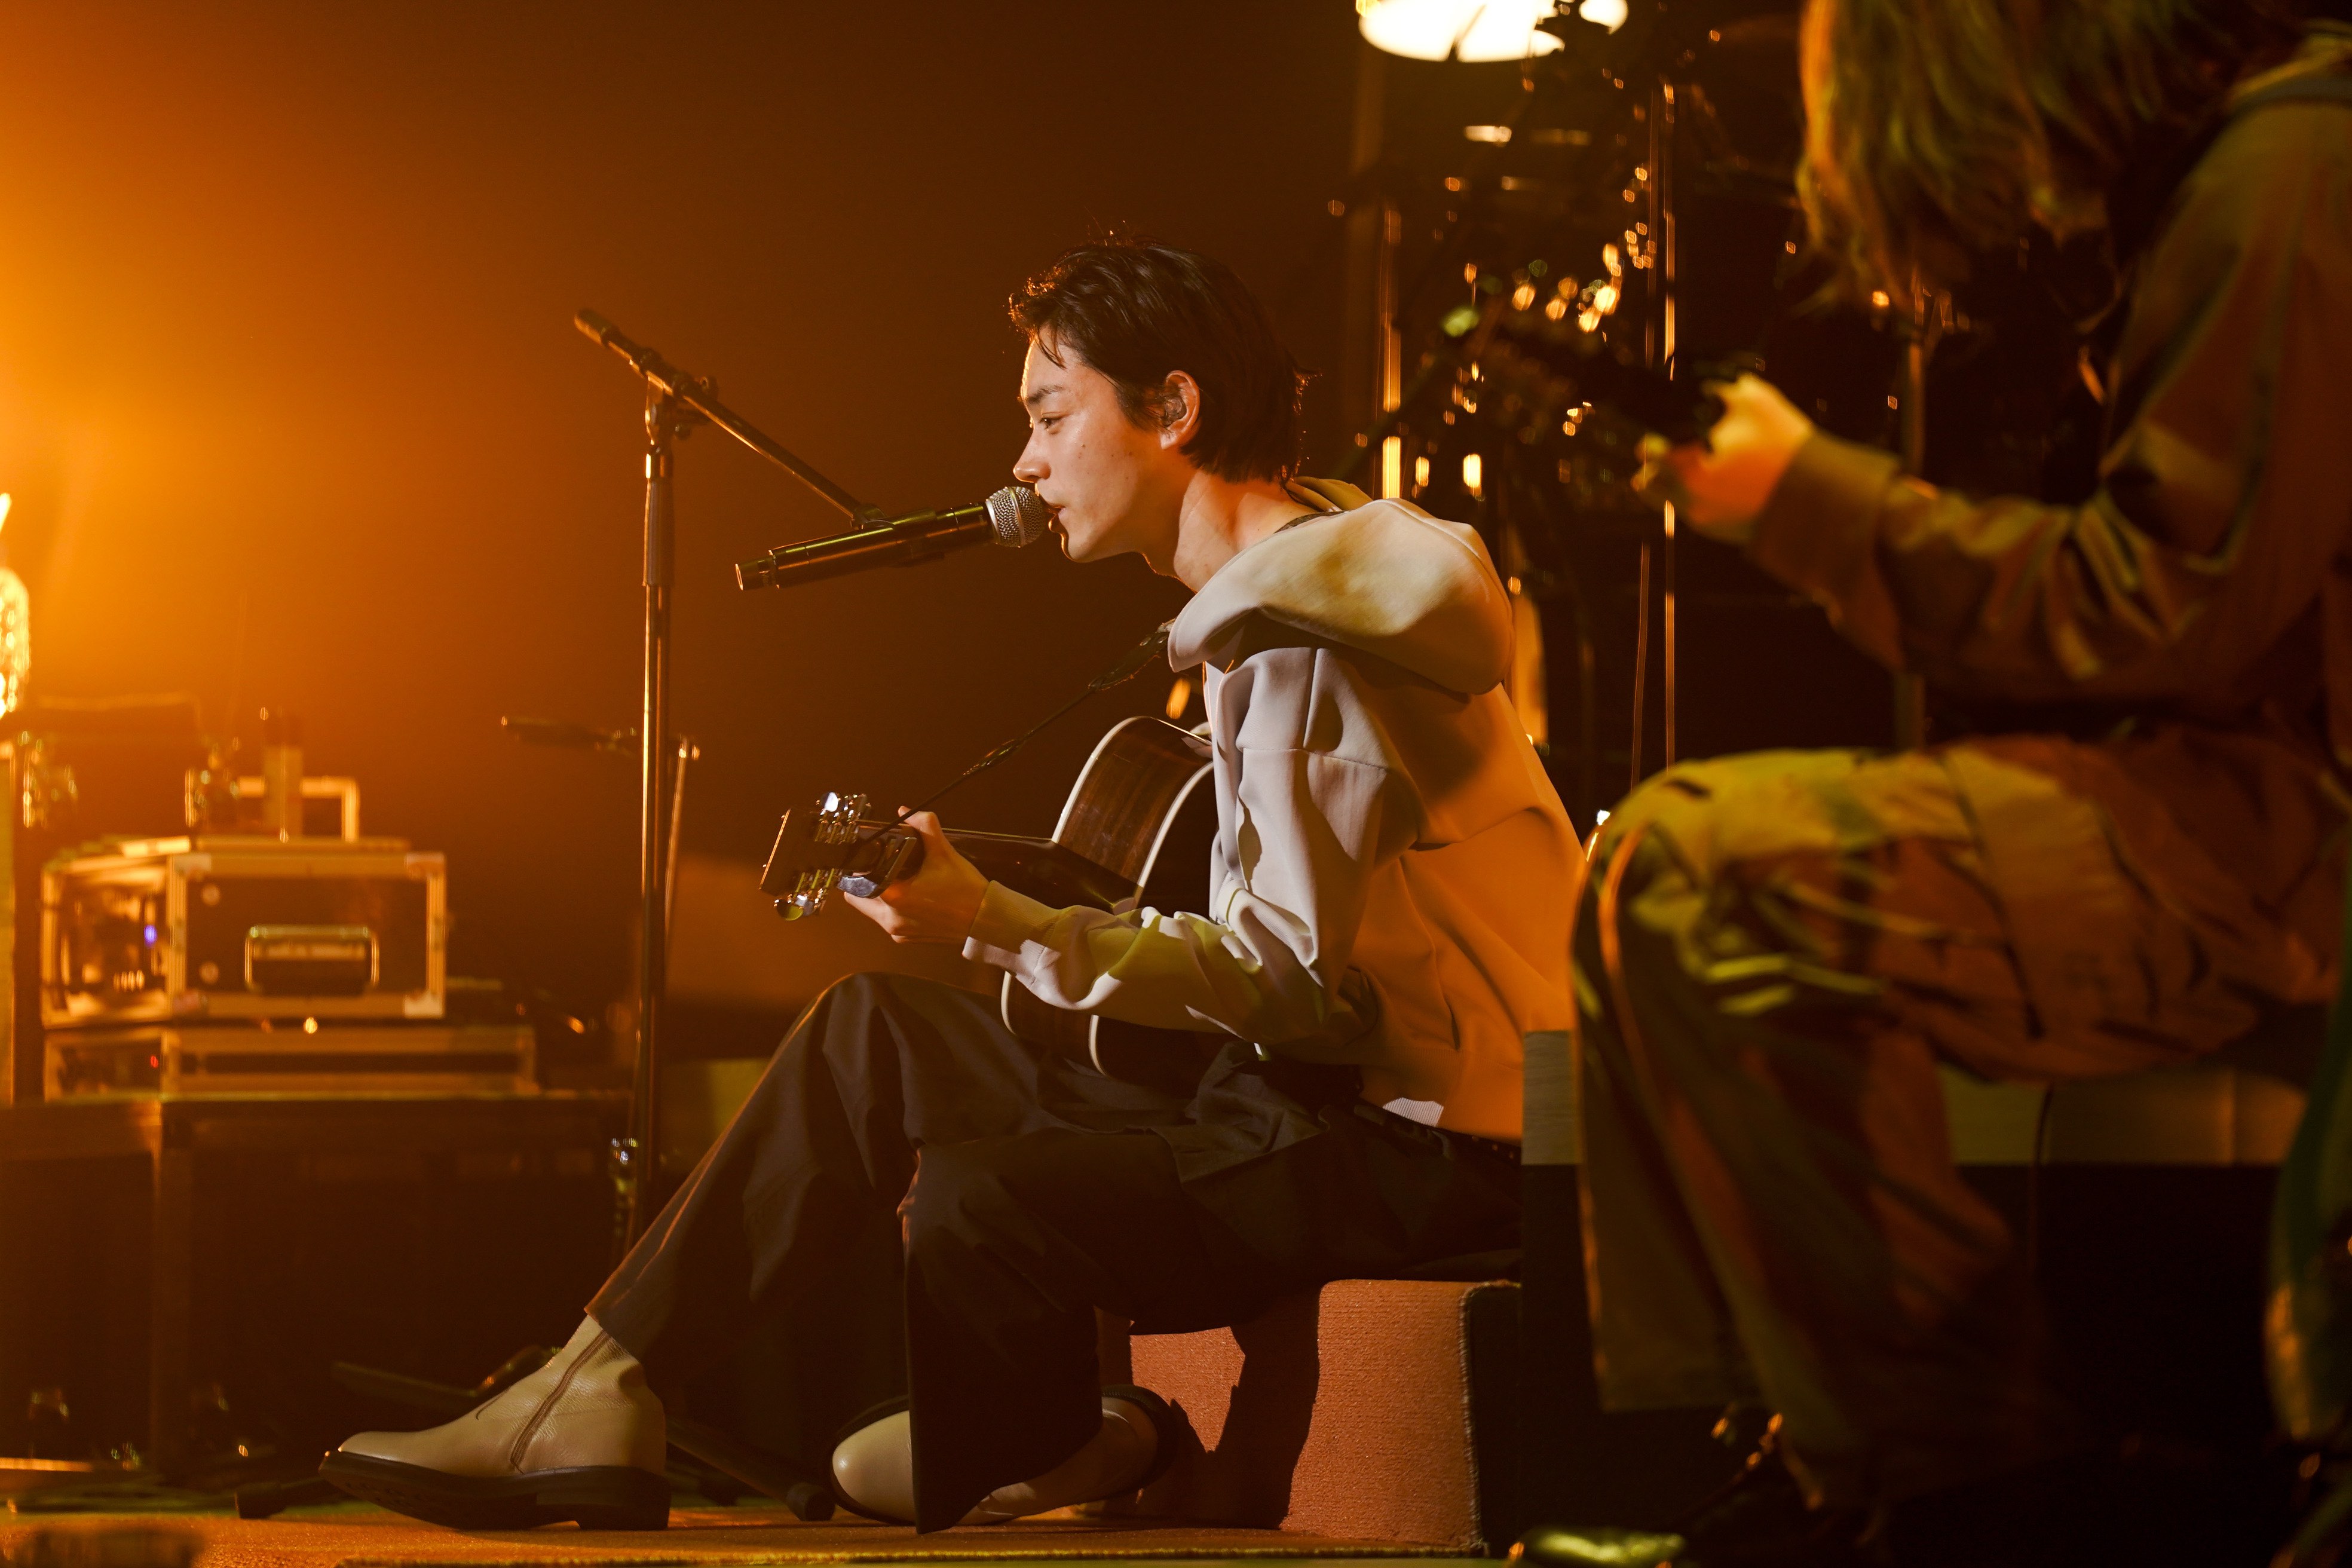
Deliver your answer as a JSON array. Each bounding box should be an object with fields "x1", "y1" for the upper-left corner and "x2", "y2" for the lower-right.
[{"x1": 1109, "y1": 1279, "x2": 1521, "y2": 1551}]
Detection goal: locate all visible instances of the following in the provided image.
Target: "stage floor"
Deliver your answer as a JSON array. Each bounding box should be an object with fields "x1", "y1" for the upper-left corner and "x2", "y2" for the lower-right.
[{"x1": 0, "y1": 1505, "x2": 1471, "y2": 1568}]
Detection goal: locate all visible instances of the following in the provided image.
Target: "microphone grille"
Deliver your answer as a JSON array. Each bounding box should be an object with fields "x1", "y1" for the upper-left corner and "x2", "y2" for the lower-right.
[{"x1": 985, "y1": 484, "x2": 1051, "y2": 548}]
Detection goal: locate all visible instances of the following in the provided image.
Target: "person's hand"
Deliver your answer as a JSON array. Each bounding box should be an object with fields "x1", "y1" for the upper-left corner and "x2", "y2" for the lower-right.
[
  {"x1": 1634, "y1": 373, "x2": 1814, "y2": 546},
  {"x1": 843, "y1": 811, "x2": 988, "y2": 944}
]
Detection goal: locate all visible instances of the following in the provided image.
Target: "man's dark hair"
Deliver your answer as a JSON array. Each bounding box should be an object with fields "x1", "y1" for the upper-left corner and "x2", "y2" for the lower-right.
[{"x1": 1010, "y1": 241, "x2": 1306, "y2": 483}]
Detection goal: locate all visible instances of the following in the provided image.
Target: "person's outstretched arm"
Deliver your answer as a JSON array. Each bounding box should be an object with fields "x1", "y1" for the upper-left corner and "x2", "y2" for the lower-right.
[{"x1": 1652, "y1": 102, "x2": 2352, "y2": 729}]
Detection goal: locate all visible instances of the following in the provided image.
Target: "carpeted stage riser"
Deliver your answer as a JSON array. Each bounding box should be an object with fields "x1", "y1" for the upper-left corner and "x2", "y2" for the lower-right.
[
  {"x1": 1108, "y1": 1162, "x2": 2277, "y2": 1554},
  {"x1": 1115, "y1": 1273, "x2": 1734, "y2": 1553}
]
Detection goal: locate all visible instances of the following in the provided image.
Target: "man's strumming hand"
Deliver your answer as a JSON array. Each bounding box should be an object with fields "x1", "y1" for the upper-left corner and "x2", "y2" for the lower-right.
[
  {"x1": 1634, "y1": 373, "x2": 1814, "y2": 546},
  {"x1": 843, "y1": 810, "x2": 988, "y2": 944}
]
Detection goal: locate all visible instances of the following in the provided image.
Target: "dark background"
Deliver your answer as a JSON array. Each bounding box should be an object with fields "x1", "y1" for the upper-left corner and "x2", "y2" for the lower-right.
[{"x1": 0, "y1": 4, "x2": 1394, "y2": 1015}]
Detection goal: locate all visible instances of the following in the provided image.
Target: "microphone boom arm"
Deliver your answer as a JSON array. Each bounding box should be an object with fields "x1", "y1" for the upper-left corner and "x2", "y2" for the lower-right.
[{"x1": 575, "y1": 308, "x2": 878, "y2": 523}]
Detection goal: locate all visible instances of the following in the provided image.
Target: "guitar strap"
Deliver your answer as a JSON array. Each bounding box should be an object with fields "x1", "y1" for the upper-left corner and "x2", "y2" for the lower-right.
[
  {"x1": 1289, "y1": 476, "x2": 1374, "y2": 514},
  {"x1": 889, "y1": 621, "x2": 1177, "y2": 825}
]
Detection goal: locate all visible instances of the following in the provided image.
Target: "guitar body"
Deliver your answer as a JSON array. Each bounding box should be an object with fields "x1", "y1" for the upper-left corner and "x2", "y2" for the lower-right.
[{"x1": 998, "y1": 716, "x2": 1227, "y2": 1095}]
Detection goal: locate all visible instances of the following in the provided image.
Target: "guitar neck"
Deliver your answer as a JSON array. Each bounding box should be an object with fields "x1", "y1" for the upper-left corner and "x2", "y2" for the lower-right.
[
  {"x1": 936, "y1": 829, "x2": 1137, "y2": 911},
  {"x1": 761, "y1": 737, "x2": 1196, "y2": 922}
]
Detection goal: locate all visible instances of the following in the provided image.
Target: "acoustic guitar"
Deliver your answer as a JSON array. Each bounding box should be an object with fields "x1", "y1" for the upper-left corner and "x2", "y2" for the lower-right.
[{"x1": 759, "y1": 716, "x2": 1226, "y2": 1092}]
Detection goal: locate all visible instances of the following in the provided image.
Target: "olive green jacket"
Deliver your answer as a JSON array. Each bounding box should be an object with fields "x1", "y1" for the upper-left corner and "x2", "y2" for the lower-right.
[{"x1": 1750, "y1": 36, "x2": 2352, "y2": 1015}]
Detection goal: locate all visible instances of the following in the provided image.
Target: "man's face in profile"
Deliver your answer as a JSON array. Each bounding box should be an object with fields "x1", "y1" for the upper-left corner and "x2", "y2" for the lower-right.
[{"x1": 1013, "y1": 336, "x2": 1183, "y2": 570}]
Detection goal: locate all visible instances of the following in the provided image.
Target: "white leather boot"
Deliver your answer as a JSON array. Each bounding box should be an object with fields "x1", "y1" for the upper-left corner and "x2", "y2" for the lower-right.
[
  {"x1": 831, "y1": 1386, "x2": 1171, "y2": 1526},
  {"x1": 321, "y1": 1318, "x2": 669, "y2": 1530}
]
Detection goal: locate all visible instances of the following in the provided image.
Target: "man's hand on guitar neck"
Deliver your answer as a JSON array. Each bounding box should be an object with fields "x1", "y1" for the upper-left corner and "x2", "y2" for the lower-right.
[
  {"x1": 1634, "y1": 373, "x2": 1814, "y2": 545},
  {"x1": 843, "y1": 810, "x2": 990, "y2": 944}
]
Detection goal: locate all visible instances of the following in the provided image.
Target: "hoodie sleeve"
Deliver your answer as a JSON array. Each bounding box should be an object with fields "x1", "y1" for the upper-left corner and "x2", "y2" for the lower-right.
[{"x1": 961, "y1": 644, "x2": 1425, "y2": 1056}]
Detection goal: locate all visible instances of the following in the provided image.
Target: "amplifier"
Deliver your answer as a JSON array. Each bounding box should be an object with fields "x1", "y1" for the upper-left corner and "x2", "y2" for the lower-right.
[
  {"x1": 45, "y1": 1021, "x2": 533, "y2": 1100},
  {"x1": 41, "y1": 836, "x2": 446, "y2": 1028}
]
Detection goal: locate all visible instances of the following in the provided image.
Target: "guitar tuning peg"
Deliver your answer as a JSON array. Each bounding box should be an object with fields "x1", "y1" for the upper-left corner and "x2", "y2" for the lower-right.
[
  {"x1": 776, "y1": 866, "x2": 838, "y2": 918},
  {"x1": 809, "y1": 791, "x2": 869, "y2": 845}
]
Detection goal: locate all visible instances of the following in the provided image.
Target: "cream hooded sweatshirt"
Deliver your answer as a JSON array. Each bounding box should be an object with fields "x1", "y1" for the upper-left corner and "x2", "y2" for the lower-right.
[{"x1": 961, "y1": 489, "x2": 1576, "y2": 1141}]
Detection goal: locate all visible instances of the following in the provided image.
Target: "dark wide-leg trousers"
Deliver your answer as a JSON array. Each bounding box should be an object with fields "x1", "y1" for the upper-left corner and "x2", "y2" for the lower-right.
[
  {"x1": 588, "y1": 972, "x2": 1519, "y2": 1530},
  {"x1": 1575, "y1": 743, "x2": 2336, "y2": 1511}
]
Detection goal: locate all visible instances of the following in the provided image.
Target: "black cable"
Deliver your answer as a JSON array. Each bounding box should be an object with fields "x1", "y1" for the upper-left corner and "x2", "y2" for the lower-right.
[{"x1": 880, "y1": 621, "x2": 1174, "y2": 830}]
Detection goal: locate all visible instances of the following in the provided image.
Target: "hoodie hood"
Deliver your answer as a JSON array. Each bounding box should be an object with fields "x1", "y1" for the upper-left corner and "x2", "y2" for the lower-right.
[{"x1": 1166, "y1": 489, "x2": 1514, "y2": 696}]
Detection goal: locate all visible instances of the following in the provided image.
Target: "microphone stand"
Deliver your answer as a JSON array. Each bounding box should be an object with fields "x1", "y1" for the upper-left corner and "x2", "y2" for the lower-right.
[{"x1": 575, "y1": 308, "x2": 878, "y2": 1245}]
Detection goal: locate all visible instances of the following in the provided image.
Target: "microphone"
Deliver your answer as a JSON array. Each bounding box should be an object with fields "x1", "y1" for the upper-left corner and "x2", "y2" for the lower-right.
[
  {"x1": 734, "y1": 485, "x2": 1051, "y2": 591},
  {"x1": 573, "y1": 308, "x2": 635, "y2": 359},
  {"x1": 574, "y1": 309, "x2": 700, "y2": 397}
]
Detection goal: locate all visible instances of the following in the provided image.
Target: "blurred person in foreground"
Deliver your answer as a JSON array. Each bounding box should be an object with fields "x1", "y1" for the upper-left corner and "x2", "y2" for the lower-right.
[
  {"x1": 1515, "y1": 2, "x2": 2351, "y2": 1564},
  {"x1": 321, "y1": 243, "x2": 1576, "y2": 1532}
]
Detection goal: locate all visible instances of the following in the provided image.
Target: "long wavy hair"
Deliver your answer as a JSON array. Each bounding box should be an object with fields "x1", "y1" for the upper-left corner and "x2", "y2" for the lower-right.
[{"x1": 1799, "y1": 0, "x2": 2301, "y2": 296}]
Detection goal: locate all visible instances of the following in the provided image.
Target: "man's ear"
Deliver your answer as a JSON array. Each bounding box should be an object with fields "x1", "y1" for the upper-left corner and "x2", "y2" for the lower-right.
[{"x1": 1156, "y1": 370, "x2": 1203, "y2": 451}]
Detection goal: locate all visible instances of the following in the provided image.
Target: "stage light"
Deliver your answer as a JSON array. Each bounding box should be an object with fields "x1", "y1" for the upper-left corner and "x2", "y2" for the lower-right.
[
  {"x1": 1356, "y1": 0, "x2": 1563, "y2": 61},
  {"x1": 1382, "y1": 435, "x2": 1404, "y2": 499},
  {"x1": 1463, "y1": 452, "x2": 1484, "y2": 498},
  {"x1": 0, "y1": 495, "x2": 26, "y2": 717}
]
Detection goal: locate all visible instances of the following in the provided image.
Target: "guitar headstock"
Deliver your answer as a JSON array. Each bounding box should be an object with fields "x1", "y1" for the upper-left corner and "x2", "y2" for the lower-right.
[
  {"x1": 1473, "y1": 299, "x2": 1732, "y2": 445},
  {"x1": 761, "y1": 791, "x2": 898, "y2": 920}
]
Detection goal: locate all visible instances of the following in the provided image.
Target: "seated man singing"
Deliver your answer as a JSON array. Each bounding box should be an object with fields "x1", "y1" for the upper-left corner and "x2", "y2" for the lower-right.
[{"x1": 325, "y1": 241, "x2": 1577, "y2": 1532}]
